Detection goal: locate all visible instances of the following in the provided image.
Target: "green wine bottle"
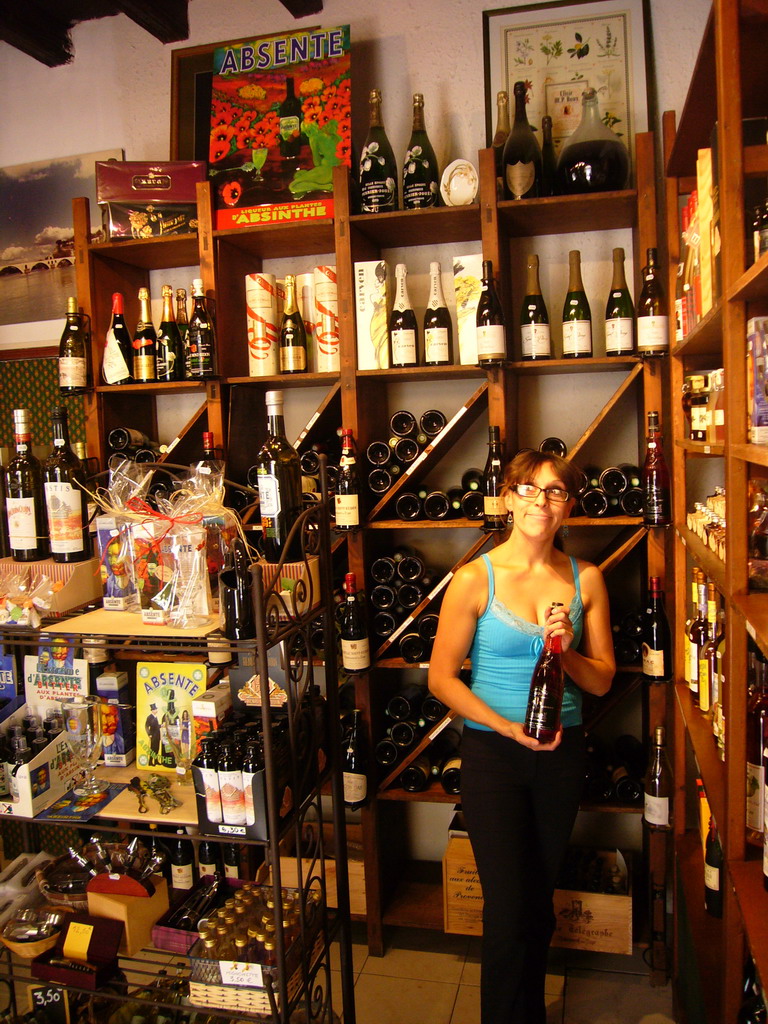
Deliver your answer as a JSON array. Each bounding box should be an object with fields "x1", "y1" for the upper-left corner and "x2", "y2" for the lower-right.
[
  {"x1": 562, "y1": 250, "x2": 592, "y2": 358},
  {"x1": 501, "y1": 81, "x2": 542, "y2": 200},
  {"x1": 402, "y1": 93, "x2": 440, "y2": 209},
  {"x1": 359, "y1": 89, "x2": 398, "y2": 213},
  {"x1": 156, "y1": 284, "x2": 184, "y2": 381},
  {"x1": 605, "y1": 247, "x2": 635, "y2": 356},
  {"x1": 519, "y1": 254, "x2": 551, "y2": 360}
]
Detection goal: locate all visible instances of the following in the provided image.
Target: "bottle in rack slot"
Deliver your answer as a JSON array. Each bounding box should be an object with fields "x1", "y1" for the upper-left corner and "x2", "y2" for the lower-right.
[
  {"x1": 402, "y1": 93, "x2": 439, "y2": 209},
  {"x1": 43, "y1": 406, "x2": 91, "y2": 563},
  {"x1": 5, "y1": 408, "x2": 48, "y2": 561},
  {"x1": 698, "y1": 582, "x2": 720, "y2": 714},
  {"x1": 423, "y1": 262, "x2": 453, "y2": 365},
  {"x1": 340, "y1": 572, "x2": 370, "y2": 673},
  {"x1": 279, "y1": 273, "x2": 308, "y2": 374},
  {"x1": 335, "y1": 428, "x2": 361, "y2": 530},
  {"x1": 186, "y1": 279, "x2": 217, "y2": 378},
  {"x1": 359, "y1": 88, "x2": 398, "y2": 213},
  {"x1": 133, "y1": 286, "x2": 157, "y2": 383},
  {"x1": 483, "y1": 425, "x2": 507, "y2": 532},
  {"x1": 523, "y1": 603, "x2": 564, "y2": 742},
  {"x1": 343, "y1": 709, "x2": 368, "y2": 809},
  {"x1": 641, "y1": 411, "x2": 671, "y2": 527},
  {"x1": 604, "y1": 247, "x2": 635, "y2": 356},
  {"x1": 491, "y1": 90, "x2": 510, "y2": 196},
  {"x1": 102, "y1": 291, "x2": 133, "y2": 385},
  {"x1": 642, "y1": 576, "x2": 672, "y2": 684},
  {"x1": 562, "y1": 250, "x2": 592, "y2": 358},
  {"x1": 254, "y1": 390, "x2": 302, "y2": 563},
  {"x1": 156, "y1": 283, "x2": 184, "y2": 382},
  {"x1": 520, "y1": 254, "x2": 551, "y2": 360},
  {"x1": 636, "y1": 248, "x2": 669, "y2": 357},
  {"x1": 389, "y1": 264, "x2": 418, "y2": 368},
  {"x1": 643, "y1": 725, "x2": 672, "y2": 831},
  {"x1": 58, "y1": 295, "x2": 89, "y2": 394},
  {"x1": 501, "y1": 80, "x2": 542, "y2": 200},
  {"x1": 420, "y1": 409, "x2": 446, "y2": 438},
  {"x1": 476, "y1": 259, "x2": 507, "y2": 366},
  {"x1": 400, "y1": 754, "x2": 431, "y2": 792}
]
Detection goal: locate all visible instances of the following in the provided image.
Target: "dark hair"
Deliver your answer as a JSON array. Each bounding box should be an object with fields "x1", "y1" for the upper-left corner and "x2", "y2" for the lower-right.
[{"x1": 501, "y1": 449, "x2": 582, "y2": 500}]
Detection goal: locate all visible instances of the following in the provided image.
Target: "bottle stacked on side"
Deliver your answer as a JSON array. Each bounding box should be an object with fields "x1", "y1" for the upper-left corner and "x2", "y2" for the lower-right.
[
  {"x1": 574, "y1": 462, "x2": 643, "y2": 518},
  {"x1": 369, "y1": 548, "x2": 442, "y2": 659},
  {"x1": 583, "y1": 734, "x2": 645, "y2": 806},
  {"x1": 373, "y1": 683, "x2": 453, "y2": 782},
  {"x1": 366, "y1": 408, "x2": 446, "y2": 500}
]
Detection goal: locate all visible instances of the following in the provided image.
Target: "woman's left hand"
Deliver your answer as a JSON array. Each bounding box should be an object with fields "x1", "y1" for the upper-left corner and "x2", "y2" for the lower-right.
[{"x1": 545, "y1": 605, "x2": 575, "y2": 653}]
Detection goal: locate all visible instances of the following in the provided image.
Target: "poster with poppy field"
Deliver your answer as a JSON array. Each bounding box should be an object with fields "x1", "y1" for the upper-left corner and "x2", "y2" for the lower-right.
[{"x1": 208, "y1": 25, "x2": 351, "y2": 229}]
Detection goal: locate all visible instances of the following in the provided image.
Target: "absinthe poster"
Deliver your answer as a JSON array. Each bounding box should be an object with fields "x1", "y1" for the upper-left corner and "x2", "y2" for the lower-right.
[{"x1": 136, "y1": 661, "x2": 206, "y2": 773}]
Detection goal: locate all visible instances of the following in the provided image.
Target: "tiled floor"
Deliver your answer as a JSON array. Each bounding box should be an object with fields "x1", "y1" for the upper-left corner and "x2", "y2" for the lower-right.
[{"x1": 330, "y1": 925, "x2": 677, "y2": 1024}]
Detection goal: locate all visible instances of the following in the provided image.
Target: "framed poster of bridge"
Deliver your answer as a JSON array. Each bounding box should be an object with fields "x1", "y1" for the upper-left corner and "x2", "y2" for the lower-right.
[{"x1": 0, "y1": 148, "x2": 122, "y2": 356}]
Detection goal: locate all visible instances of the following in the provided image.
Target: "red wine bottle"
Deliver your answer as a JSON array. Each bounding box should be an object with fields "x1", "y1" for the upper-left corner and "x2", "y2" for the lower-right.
[
  {"x1": 523, "y1": 602, "x2": 564, "y2": 742},
  {"x1": 335, "y1": 428, "x2": 361, "y2": 531},
  {"x1": 254, "y1": 391, "x2": 302, "y2": 563},
  {"x1": 642, "y1": 576, "x2": 672, "y2": 683},
  {"x1": 6, "y1": 408, "x2": 48, "y2": 561},
  {"x1": 340, "y1": 572, "x2": 370, "y2": 673},
  {"x1": 704, "y1": 815, "x2": 724, "y2": 918},
  {"x1": 483, "y1": 425, "x2": 506, "y2": 532},
  {"x1": 343, "y1": 709, "x2": 368, "y2": 809},
  {"x1": 102, "y1": 291, "x2": 133, "y2": 385},
  {"x1": 641, "y1": 410, "x2": 671, "y2": 526},
  {"x1": 475, "y1": 260, "x2": 507, "y2": 366}
]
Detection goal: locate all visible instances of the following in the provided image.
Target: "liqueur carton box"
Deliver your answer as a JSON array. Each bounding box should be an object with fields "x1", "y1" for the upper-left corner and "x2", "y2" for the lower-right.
[
  {"x1": 748, "y1": 317, "x2": 768, "y2": 443},
  {"x1": 453, "y1": 254, "x2": 483, "y2": 365},
  {"x1": 95, "y1": 669, "x2": 135, "y2": 768},
  {"x1": 96, "y1": 160, "x2": 206, "y2": 240},
  {"x1": 135, "y1": 661, "x2": 207, "y2": 774},
  {"x1": 207, "y1": 25, "x2": 351, "y2": 229},
  {"x1": 354, "y1": 260, "x2": 391, "y2": 370}
]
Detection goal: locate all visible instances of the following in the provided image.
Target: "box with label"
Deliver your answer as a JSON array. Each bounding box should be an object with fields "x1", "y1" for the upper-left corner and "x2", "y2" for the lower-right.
[
  {"x1": 135, "y1": 661, "x2": 207, "y2": 773},
  {"x1": 95, "y1": 516, "x2": 138, "y2": 612},
  {"x1": 31, "y1": 913, "x2": 124, "y2": 990},
  {"x1": 354, "y1": 260, "x2": 391, "y2": 370},
  {"x1": 453, "y1": 254, "x2": 483, "y2": 365},
  {"x1": 748, "y1": 317, "x2": 768, "y2": 443},
  {"x1": 87, "y1": 875, "x2": 168, "y2": 957},
  {"x1": 0, "y1": 704, "x2": 80, "y2": 819},
  {"x1": 192, "y1": 679, "x2": 233, "y2": 755},
  {"x1": 96, "y1": 160, "x2": 206, "y2": 241},
  {"x1": 95, "y1": 670, "x2": 135, "y2": 767}
]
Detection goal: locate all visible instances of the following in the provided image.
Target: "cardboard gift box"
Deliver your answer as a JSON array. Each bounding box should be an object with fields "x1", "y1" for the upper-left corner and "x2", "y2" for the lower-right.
[
  {"x1": 86, "y1": 874, "x2": 168, "y2": 957},
  {"x1": 96, "y1": 160, "x2": 206, "y2": 240},
  {"x1": 31, "y1": 913, "x2": 124, "y2": 990},
  {"x1": 0, "y1": 705, "x2": 81, "y2": 819},
  {"x1": 192, "y1": 680, "x2": 233, "y2": 755},
  {"x1": 95, "y1": 669, "x2": 135, "y2": 767}
]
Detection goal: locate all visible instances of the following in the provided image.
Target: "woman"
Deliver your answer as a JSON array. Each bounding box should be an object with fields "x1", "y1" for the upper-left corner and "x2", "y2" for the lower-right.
[{"x1": 428, "y1": 449, "x2": 615, "y2": 1024}]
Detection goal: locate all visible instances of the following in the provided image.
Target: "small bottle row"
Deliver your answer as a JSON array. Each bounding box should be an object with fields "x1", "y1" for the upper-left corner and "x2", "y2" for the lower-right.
[{"x1": 688, "y1": 485, "x2": 726, "y2": 561}]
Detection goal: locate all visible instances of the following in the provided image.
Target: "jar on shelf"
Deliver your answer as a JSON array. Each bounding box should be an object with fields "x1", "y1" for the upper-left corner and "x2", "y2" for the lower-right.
[{"x1": 555, "y1": 88, "x2": 630, "y2": 194}]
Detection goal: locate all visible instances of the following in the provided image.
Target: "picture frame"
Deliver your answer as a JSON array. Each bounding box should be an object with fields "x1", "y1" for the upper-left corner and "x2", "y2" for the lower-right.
[{"x1": 482, "y1": 0, "x2": 652, "y2": 177}]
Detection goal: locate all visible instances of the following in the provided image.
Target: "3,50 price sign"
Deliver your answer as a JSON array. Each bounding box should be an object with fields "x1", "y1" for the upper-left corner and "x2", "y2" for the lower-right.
[{"x1": 29, "y1": 984, "x2": 70, "y2": 1024}]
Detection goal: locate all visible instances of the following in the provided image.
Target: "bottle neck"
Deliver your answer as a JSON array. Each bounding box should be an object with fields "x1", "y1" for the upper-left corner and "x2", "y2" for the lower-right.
[
  {"x1": 495, "y1": 96, "x2": 510, "y2": 136},
  {"x1": 568, "y1": 257, "x2": 584, "y2": 292},
  {"x1": 266, "y1": 410, "x2": 287, "y2": 437},
  {"x1": 161, "y1": 294, "x2": 175, "y2": 323},
  {"x1": 611, "y1": 255, "x2": 628, "y2": 290},
  {"x1": 51, "y1": 417, "x2": 70, "y2": 448},
  {"x1": 545, "y1": 633, "x2": 562, "y2": 654},
  {"x1": 580, "y1": 92, "x2": 603, "y2": 130},
  {"x1": 428, "y1": 268, "x2": 446, "y2": 307},
  {"x1": 368, "y1": 97, "x2": 383, "y2": 130},
  {"x1": 138, "y1": 297, "x2": 152, "y2": 326},
  {"x1": 394, "y1": 270, "x2": 411, "y2": 310},
  {"x1": 525, "y1": 261, "x2": 542, "y2": 295},
  {"x1": 411, "y1": 100, "x2": 425, "y2": 132},
  {"x1": 283, "y1": 280, "x2": 298, "y2": 315},
  {"x1": 513, "y1": 87, "x2": 529, "y2": 126}
]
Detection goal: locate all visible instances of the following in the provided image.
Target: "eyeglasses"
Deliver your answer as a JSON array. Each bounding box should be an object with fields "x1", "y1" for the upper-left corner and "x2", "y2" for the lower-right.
[{"x1": 514, "y1": 483, "x2": 570, "y2": 503}]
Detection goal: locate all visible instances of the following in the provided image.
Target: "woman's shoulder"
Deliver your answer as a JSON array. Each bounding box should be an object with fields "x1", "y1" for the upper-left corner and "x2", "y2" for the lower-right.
[
  {"x1": 568, "y1": 556, "x2": 607, "y2": 601},
  {"x1": 452, "y1": 556, "x2": 490, "y2": 588}
]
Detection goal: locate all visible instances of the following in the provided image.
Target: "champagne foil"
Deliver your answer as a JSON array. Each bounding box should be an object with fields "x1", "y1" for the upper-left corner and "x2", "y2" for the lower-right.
[
  {"x1": 245, "y1": 273, "x2": 279, "y2": 376},
  {"x1": 313, "y1": 264, "x2": 340, "y2": 372}
]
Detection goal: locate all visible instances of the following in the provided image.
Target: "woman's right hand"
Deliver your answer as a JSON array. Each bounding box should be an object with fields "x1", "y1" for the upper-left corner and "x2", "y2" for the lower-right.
[{"x1": 496, "y1": 718, "x2": 563, "y2": 751}]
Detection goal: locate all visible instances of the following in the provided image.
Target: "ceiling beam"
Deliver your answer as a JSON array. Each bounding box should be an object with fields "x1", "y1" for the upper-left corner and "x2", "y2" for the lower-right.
[
  {"x1": 278, "y1": 0, "x2": 324, "y2": 17},
  {"x1": 0, "y1": 2, "x2": 74, "y2": 67},
  {"x1": 113, "y1": 0, "x2": 189, "y2": 43}
]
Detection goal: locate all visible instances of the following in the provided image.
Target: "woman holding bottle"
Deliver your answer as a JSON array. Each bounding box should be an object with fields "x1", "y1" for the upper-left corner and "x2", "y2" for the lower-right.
[{"x1": 428, "y1": 449, "x2": 615, "y2": 1024}]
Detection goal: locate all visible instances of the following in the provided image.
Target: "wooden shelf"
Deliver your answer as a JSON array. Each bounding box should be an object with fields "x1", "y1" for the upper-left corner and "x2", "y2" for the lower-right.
[
  {"x1": 730, "y1": 857, "x2": 768, "y2": 983},
  {"x1": 226, "y1": 372, "x2": 340, "y2": 387},
  {"x1": 382, "y1": 861, "x2": 445, "y2": 931},
  {"x1": 89, "y1": 232, "x2": 200, "y2": 269},
  {"x1": 94, "y1": 380, "x2": 209, "y2": 394},
  {"x1": 357, "y1": 365, "x2": 485, "y2": 382},
  {"x1": 675, "y1": 830, "x2": 723, "y2": 1012},
  {"x1": 378, "y1": 785, "x2": 458, "y2": 804},
  {"x1": 728, "y1": 248, "x2": 768, "y2": 303},
  {"x1": 730, "y1": 443, "x2": 768, "y2": 468},
  {"x1": 732, "y1": 592, "x2": 768, "y2": 660},
  {"x1": 368, "y1": 518, "x2": 482, "y2": 530},
  {"x1": 670, "y1": 302, "x2": 722, "y2": 358},
  {"x1": 675, "y1": 439, "x2": 725, "y2": 458},
  {"x1": 497, "y1": 190, "x2": 637, "y2": 236},
  {"x1": 509, "y1": 356, "x2": 640, "y2": 375},
  {"x1": 349, "y1": 204, "x2": 481, "y2": 249},
  {"x1": 675, "y1": 525, "x2": 727, "y2": 595},
  {"x1": 675, "y1": 682, "x2": 725, "y2": 835}
]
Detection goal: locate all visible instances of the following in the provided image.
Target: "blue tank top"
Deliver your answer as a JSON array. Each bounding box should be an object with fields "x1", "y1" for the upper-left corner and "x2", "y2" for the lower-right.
[{"x1": 467, "y1": 553, "x2": 584, "y2": 731}]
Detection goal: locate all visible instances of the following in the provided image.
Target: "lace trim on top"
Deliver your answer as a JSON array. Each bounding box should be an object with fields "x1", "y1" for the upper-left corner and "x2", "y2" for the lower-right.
[{"x1": 489, "y1": 593, "x2": 583, "y2": 636}]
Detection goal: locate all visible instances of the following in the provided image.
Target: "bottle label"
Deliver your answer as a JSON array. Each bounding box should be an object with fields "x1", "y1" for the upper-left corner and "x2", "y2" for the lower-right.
[
  {"x1": 6, "y1": 497, "x2": 39, "y2": 551},
  {"x1": 642, "y1": 645, "x2": 666, "y2": 678},
  {"x1": 343, "y1": 770, "x2": 367, "y2": 804},
  {"x1": 484, "y1": 495, "x2": 506, "y2": 516},
  {"x1": 171, "y1": 861, "x2": 194, "y2": 890},
  {"x1": 341, "y1": 636, "x2": 370, "y2": 671},
  {"x1": 335, "y1": 493, "x2": 360, "y2": 527},
  {"x1": 475, "y1": 324, "x2": 506, "y2": 360},
  {"x1": 505, "y1": 161, "x2": 535, "y2": 198},
  {"x1": 521, "y1": 323, "x2": 551, "y2": 358},
  {"x1": 424, "y1": 327, "x2": 450, "y2": 363},
  {"x1": 698, "y1": 659, "x2": 710, "y2": 711},
  {"x1": 688, "y1": 642, "x2": 699, "y2": 689},
  {"x1": 224, "y1": 862, "x2": 240, "y2": 880},
  {"x1": 59, "y1": 356, "x2": 87, "y2": 388},
  {"x1": 674, "y1": 298, "x2": 684, "y2": 343},
  {"x1": 690, "y1": 405, "x2": 708, "y2": 438},
  {"x1": 391, "y1": 329, "x2": 416, "y2": 365},
  {"x1": 747, "y1": 762, "x2": 764, "y2": 831},
  {"x1": 360, "y1": 179, "x2": 396, "y2": 213},
  {"x1": 280, "y1": 344, "x2": 306, "y2": 372},
  {"x1": 643, "y1": 792, "x2": 669, "y2": 827},
  {"x1": 703, "y1": 862, "x2": 720, "y2": 892},
  {"x1": 243, "y1": 769, "x2": 256, "y2": 826},
  {"x1": 403, "y1": 181, "x2": 438, "y2": 208},
  {"x1": 256, "y1": 472, "x2": 280, "y2": 518},
  {"x1": 198, "y1": 859, "x2": 218, "y2": 877},
  {"x1": 133, "y1": 352, "x2": 155, "y2": 380},
  {"x1": 103, "y1": 330, "x2": 131, "y2": 384},
  {"x1": 605, "y1": 317, "x2": 634, "y2": 354},
  {"x1": 219, "y1": 768, "x2": 247, "y2": 825},
  {"x1": 562, "y1": 320, "x2": 592, "y2": 355},
  {"x1": 637, "y1": 316, "x2": 669, "y2": 353},
  {"x1": 199, "y1": 765, "x2": 223, "y2": 823},
  {"x1": 44, "y1": 482, "x2": 85, "y2": 554},
  {"x1": 280, "y1": 114, "x2": 300, "y2": 141}
]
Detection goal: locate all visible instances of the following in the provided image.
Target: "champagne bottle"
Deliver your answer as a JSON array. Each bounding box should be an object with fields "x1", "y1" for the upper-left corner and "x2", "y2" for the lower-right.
[
  {"x1": 343, "y1": 709, "x2": 368, "y2": 809},
  {"x1": 491, "y1": 90, "x2": 510, "y2": 197},
  {"x1": 102, "y1": 292, "x2": 133, "y2": 385},
  {"x1": 604, "y1": 247, "x2": 635, "y2": 356},
  {"x1": 133, "y1": 286, "x2": 157, "y2": 383},
  {"x1": 420, "y1": 409, "x2": 446, "y2": 438},
  {"x1": 176, "y1": 288, "x2": 189, "y2": 346},
  {"x1": 359, "y1": 88, "x2": 398, "y2": 213},
  {"x1": 475, "y1": 259, "x2": 507, "y2": 366},
  {"x1": 704, "y1": 816, "x2": 724, "y2": 918},
  {"x1": 156, "y1": 283, "x2": 184, "y2": 382},
  {"x1": 523, "y1": 602, "x2": 565, "y2": 742},
  {"x1": 340, "y1": 572, "x2": 370, "y2": 673},
  {"x1": 389, "y1": 264, "x2": 418, "y2": 367},
  {"x1": 483, "y1": 425, "x2": 507, "y2": 532},
  {"x1": 519, "y1": 254, "x2": 551, "y2": 360},
  {"x1": 501, "y1": 80, "x2": 542, "y2": 200},
  {"x1": 43, "y1": 406, "x2": 91, "y2": 563},
  {"x1": 186, "y1": 278, "x2": 216, "y2": 378},
  {"x1": 254, "y1": 390, "x2": 302, "y2": 563},
  {"x1": 641, "y1": 410, "x2": 671, "y2": 527},
  {"x1": 562, "y1": 250, "x2": 592, "y2": 357},
  {"x1": 402, "y1": 93, "x2": 440, "y2": 209},
  {"x1": 335, "y1": 428, "x2": 360, "y2": 530},
  {"x1": 540, "y1": 115, "x2": 557, "y2": 197},
  {"x1": 278, "y1": 75, "x2": 303, "y2": 158},
  {"x1": 643, "y1": 725, "x2": 672, "y2": 830},
  {"x1": 58, "y1": 295, "x2": 89, "y2": 394},
  {"x1": 5, "y1": 408, "x2": 48, "y2": 561},
  {"x1": 279, "y1": 273, "x2": 308, "y2": 374},
  {"x1": 423, "y1": 262, "x2": 453, "y2": 365},
  {"x1": 636, "y1": 247, "x2": 669, "y2": 357},
  {"x1": 642, "y1": 576, "x2": 672, "y2": 684}
]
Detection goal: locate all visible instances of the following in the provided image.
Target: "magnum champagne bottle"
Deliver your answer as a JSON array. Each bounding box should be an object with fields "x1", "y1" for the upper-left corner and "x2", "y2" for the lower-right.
[
  {"x1": 58, "y1": 296, "x2": 89, "y2": 395},
  {"x1": 43, "y1": 406, "x2": 91, "y2": 563},
  {"x1": 402, "y1": 93, "x2": 440, "y2": 209},
  {"x1": 389, "y1": 264, "x2": 418, "y2": 367},
  {"x1": 562, "y1": 250, "x2": 592, "y2": 358},
  {"x1": 475, "y1": 259, "x2": 507, "y2": 366},
  {"x1": 253, "y1": 391, "x2": 302, "y2": 562},
  {"x1": 359, "y1": 89, "x2": 398, "y2": 213},
  {"x1": 519, "y1": 254, "x2": 551, "y2": 360},
  {"x1": 156, "y1": 283, "x2": 184, "y2": 382},
  {"x1": 5, "y1": 408, "x2": 47, "y2": 561},
  {"x1": 186, "y1": 279, "x2": 216, "y2": 378},
  {"x1": 279, "y1": 274, "x2": 308, "y2": 374},
  {"x1": 102, "y1": 292, "x2": 133, "y2": 385},
  {"x1": 133, "y1": 286, "x2": 157, "y2": 383},
  {"x1": 491, "y1": 90, "x2": 510, "y2": 197},
  {"x1": 501, "y1": 80, "x2": 542, "y2": 200},
  {"x1": 523, "y1": 603, "x2": 565, "y2": 742},
  {"x1": 636, "y1": 247, "x2": 669, "y2": 357},
  {"x1": 604, "y1": 247, "x2": 635, "y2": 356},
  {"x1": 483, "y1": 425, "x2": 506, "y2": 532},
  {"x1": 423, "y1": 262, "x2": 453, "y2": 365},
  {"x1": 641, "y1": 410, "x2": 671, "y2": 526}
]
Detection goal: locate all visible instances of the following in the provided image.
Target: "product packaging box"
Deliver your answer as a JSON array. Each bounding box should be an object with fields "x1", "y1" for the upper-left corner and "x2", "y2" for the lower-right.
[
  {"x1": 747, "y1": 317, "x2": 768, "y2": 443},
  {"x1": 135, "y1": 661, "x2": 207, "y2": 773},
  {"x1": 354, "y1": 260, "x2": 391, "y2": 370},
  {"x1": 260, "y1": 555, "x2": 321, "y2": 619},
  {"x1": 0, "y1": 705, "x2": 79, "y2": 819},
  {"x1": 0, "y1": 556, "x2": 103, "y2": 619},
  {"x1": 697, "y1": 148, "x2": 714, "y2": 316},
  {"x1": 95, "y1": 160, "x2": 206, "y2": 240},
  {"x1": 95, "y1": 669, "x2": 135, "y2": 767},
  {"x1": 95, "y1": 515, "x2": 138, "y2": 611},
  {"x1": 192, "y1": 679, "x2": 233, "y2": 754},
  {"x1": 453, "y1": 254, "x2": 483, "y2": 365},
  {"x1": 87, "y1": 875, "x2": 169, "y2": 956},
  {"x1": 32, "y1": 913, "x2": 124, "y2": 990}
]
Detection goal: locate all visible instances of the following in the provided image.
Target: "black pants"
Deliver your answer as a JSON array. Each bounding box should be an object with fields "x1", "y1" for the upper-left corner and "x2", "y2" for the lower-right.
[{"x1": 460, "y1": 725, "x2": 586, "y2": 1024}]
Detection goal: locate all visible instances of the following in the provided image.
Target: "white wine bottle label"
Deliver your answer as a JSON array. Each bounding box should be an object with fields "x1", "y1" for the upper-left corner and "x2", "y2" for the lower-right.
[
  {"x1": 391, "y1": 329, "x2": 416, "y2": 365},
  {"x1": 674, "y1": 299, "x2": 684, "y2": 343},
  {"x1": 643, "y1": 792, "x2": 669, "y2": 827},
  {"x1": 484, "y1": 495, "x2": 506, "y2": 515},
  {"x1": 505, "y1": 161, "x2": 535, "y2": 198},
  {"x1": 521, "y1": 323, "x2": 551, "y2": 358},
  {"x1": 424, "y1": 327, "x2": 450, "y2": 363},
  {"x1": 198, "y1": 858, "x2": 218, "y2": 877},
  {"x1": 562, "y1": 320, "x2": 592, "y2": 355},
  {"x1": 59, "y1": 356, "x2": 87, "y2": 388},
  {"x1": 103, "y1": 330, "x2": 131, "y2": 383},
  {"x1": 637, "y1": 315, "x2": 669, "y2": 353},
  {"x1": 171, "y1": 861, "x2": 195, "y2": 890},
  {"x1": 642, "y1": 645, "x2": 665, "y2": 677},
  {"x1": 335, "y1": 493, "x2": 360, "y2": 527},
  {"x1": 605, "y1": 317, "x2": 634, "y2": 354},
  {"x1": 341, "y1": 636, "x2": 370, "y2": 671},
  {"x1": 704, "y1": 863, "x2": 720, "y2": 892},
  {"x1": 688, "y1": 642, "x2": 699, "y2": 688},
  {"x1": 476, "y1": 324, "x2": 505, "y2": 360},
  {"x1": 219, "y1": 769, "x2": 247, "y2": 825},
  {"x1": 44, "y1": 482, "x2": 85, "y2": 554},
  {"x1": 6, "y1": 497, "x2": 38, "y2": 550},
  {"x1": 224, "y1": 862, "x2": 240, "y2": 880},
  {"x1": 746, "y1": 762, "x2": 764, "y2": 831},
  {"x1": 343, "y1": 770, "x2": 367, "y2": 804},
  {"x1": 280, "y1": 345, "x2": 306, "y2": 372},
  {"x1": 199, "y1": 765, "x2": 223, "y2": 823}
]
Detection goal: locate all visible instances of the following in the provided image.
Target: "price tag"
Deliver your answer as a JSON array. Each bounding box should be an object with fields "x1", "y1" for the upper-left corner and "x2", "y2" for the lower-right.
[
  {"x1": 219, "y1": 959, "x2": 264, "y2": 988},
  {"x1": 63, "y1": 920, "x2": 93, "y2": 962},
  {"x1": 29, "y1": 985, "x2": 70, "y2": 1024}
]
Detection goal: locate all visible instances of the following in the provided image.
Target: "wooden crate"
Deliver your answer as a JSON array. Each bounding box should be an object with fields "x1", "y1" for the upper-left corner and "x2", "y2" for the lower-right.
[{"x1": 272, "y1": 822, "x2": 366, "y2": 917}]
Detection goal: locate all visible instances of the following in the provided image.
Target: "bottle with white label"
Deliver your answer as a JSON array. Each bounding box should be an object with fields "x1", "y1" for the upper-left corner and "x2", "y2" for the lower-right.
[
  {"x1": 335, "y1": 428, "x2": 361, "y2": 530},
  {"x1": 423, "y1": 262, "x2": 453, "y2": 365},
  {"x1": 389, "y1": 264, "x2": 418, "y2": 367},
  {"x1": 242, "y1": 738, "x2": 263, "y2": 828},
  {"x1": 217, "y1": 740, "x2": 247, "y2": 826},
  {"x1": 643, "y1": 725, "x2": 671, "y2": 830},
  {"x1": 193, "y1": 734, "x2": 223, "y2": 824},
  {"x1": 519, "y1": 254, "x2": 551, "y2": 360},
  {"x1": 343, "y1": 709, "x2": 368, "y2": 809},
  {"x1": 636, "y1": 247, "x2": 669, "y2": 356},
  {"x1": 170, "y1": 830, "x2": 195, "y2": 894},
  {"x1": 5, "y1": 408, "x2": 48, "y2": 561},
  {"x1": 604, "y1": 247, "x2": 635, "y2": 355},
  {"x1": 58, "y1": 296, "x2": 89, "y2": 394},
  {"x1": 340, "y1": 572, "x2": 370, "y2": 673},
  {"x1": 562, "y1": 250, "x2": 592, "y2": 358},
  {"x1": 43, "y1": 406, "x2": 91, "y2": 563},
  {"x1": 475, "y1": 259, "x2": 507, "y2": 366}
]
